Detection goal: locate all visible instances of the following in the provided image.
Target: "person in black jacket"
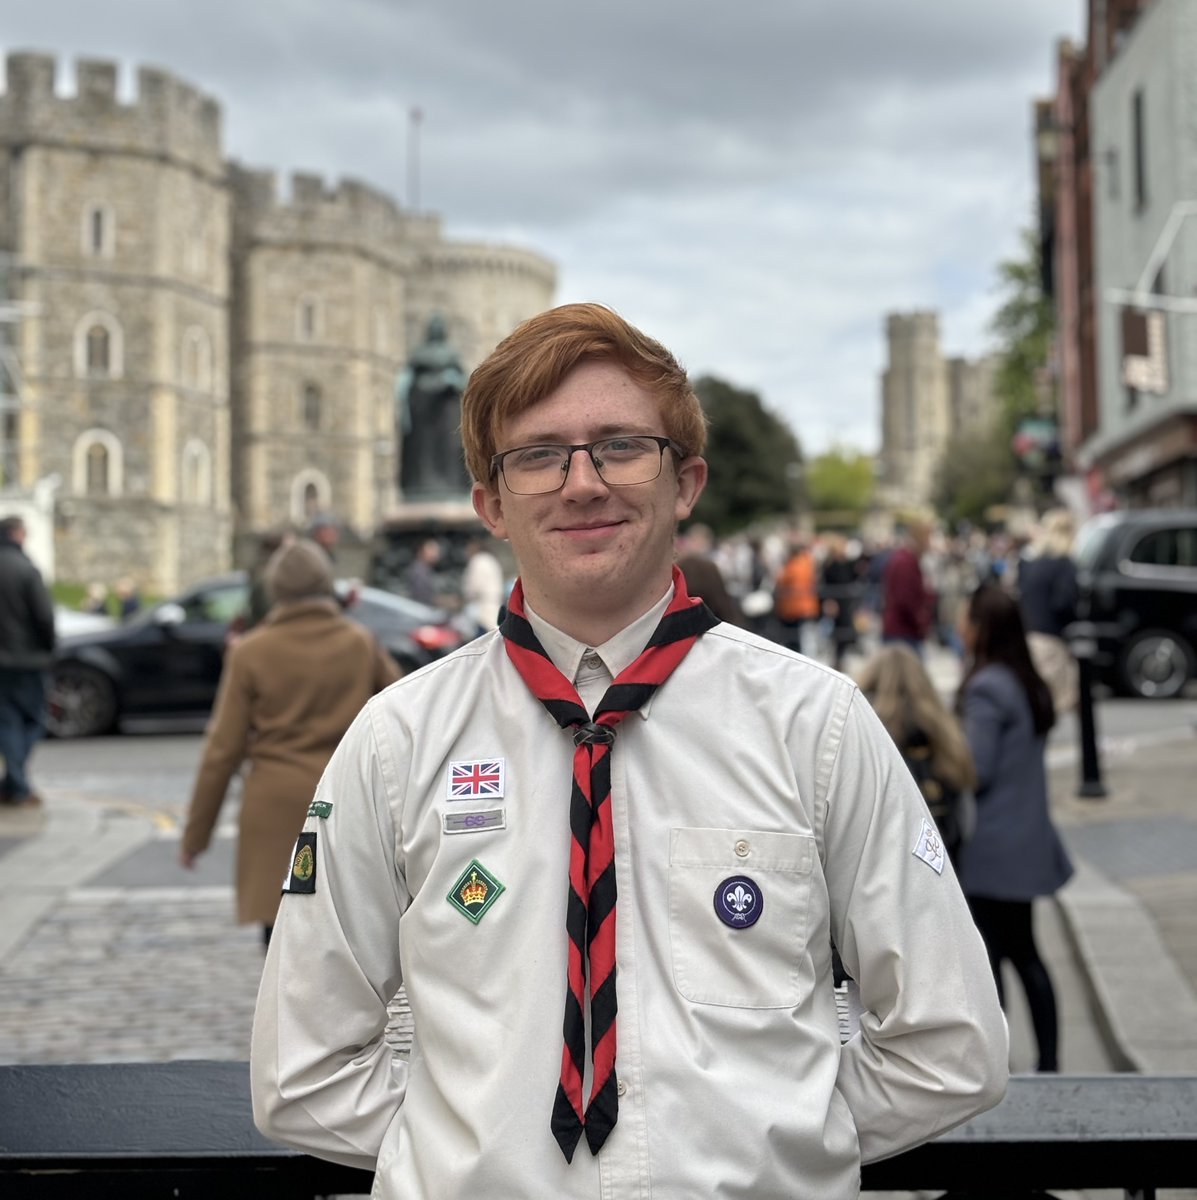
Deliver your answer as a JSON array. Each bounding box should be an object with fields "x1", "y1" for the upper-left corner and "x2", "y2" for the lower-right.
[{"x1": 0, "y1": 515, "x2": 56, "y2": 807}]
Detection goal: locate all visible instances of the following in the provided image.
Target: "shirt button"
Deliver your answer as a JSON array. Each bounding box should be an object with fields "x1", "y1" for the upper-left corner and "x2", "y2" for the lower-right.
[
  {"x1": 616, "y1": 1078, "x2": 628, "y2": 1097},
  {"x1": 734, "y1": 839, "x2": 750, "y2": 857},
  {"x1": 582, "y1": 652, "x2": 602, "y2": 669}
]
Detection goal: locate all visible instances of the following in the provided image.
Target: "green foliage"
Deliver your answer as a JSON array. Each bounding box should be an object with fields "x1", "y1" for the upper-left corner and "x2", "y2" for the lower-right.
[
  {"x1": 990, "y1": 227, "x2": 1055, "y2": 438},
  {"x1": 934, "y1": 228, "x2": 1055, "y2": 527},
  {"x1": 805, "y1": 446, "x2": 874, "y2": 525},
  {"x1": 689, "y1": 375, "x2": 803, "y2": 535},
  {"x1": 932, "y1": 432, "x2": 1019, "y2": 528}
]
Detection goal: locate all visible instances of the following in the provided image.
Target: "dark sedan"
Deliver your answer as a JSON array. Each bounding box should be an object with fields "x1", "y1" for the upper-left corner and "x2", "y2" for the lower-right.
[{"x1": 47, "y1": 572, "x2": 465, "y2": 737}]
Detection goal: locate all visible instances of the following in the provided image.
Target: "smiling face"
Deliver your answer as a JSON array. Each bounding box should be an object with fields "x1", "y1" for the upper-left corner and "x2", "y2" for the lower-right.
[{"x1": 472, "y1": 360, "x2": 706, "y2": 642}]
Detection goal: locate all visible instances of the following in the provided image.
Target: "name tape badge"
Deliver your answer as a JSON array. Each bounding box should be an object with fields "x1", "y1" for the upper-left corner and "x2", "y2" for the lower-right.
[
  {"x1": 443, "y1": 808, "x2": 506, "y2": 835},
  {"x1": 447, "y1": 758, "x2": 506, "y2": 801}
]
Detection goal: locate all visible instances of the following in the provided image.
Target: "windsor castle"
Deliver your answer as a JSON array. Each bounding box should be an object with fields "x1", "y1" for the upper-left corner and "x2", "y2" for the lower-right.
[{"x1": 0, "y1": 53, "x2": 556, "y2": 592}]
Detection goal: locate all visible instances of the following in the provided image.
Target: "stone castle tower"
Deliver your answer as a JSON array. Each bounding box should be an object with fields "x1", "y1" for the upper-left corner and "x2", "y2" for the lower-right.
[
  {"x1": 0, "y1": 53, "x2": 233, "y2": 590},
  {"x1": 877, "y1": 311, "x2": 999, "y2": 512},
  {"x1": 0, "y1": 54, "x2": 556, "y2": 592}
]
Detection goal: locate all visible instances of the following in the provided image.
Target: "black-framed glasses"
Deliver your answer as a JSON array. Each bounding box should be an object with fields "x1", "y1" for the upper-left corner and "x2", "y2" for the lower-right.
[{"x1": 490, "y1": 435, "x2": 684, "y2": 495}]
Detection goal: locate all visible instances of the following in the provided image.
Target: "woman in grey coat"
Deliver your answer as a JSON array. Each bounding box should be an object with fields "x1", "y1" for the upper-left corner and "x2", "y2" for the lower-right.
[{"x1": 955, "y1": 584, "x2": 1073, "y2": 1072}]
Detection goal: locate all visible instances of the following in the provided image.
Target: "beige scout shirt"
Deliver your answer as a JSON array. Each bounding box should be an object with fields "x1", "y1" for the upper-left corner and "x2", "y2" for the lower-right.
[{"x1": 251, "y1": 594, "x2": 1008, "y2": 1198}]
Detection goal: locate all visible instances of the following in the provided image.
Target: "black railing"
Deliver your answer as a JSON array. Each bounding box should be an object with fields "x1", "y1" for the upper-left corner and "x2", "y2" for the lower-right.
[{"x1": 1, "y1": 1062, "x2": 1194, "y2": 1198}]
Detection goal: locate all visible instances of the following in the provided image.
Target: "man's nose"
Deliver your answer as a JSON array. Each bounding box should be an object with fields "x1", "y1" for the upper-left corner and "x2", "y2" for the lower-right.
[{"x1": 560, "y1": 447, "x2": 609, "y2": 498}]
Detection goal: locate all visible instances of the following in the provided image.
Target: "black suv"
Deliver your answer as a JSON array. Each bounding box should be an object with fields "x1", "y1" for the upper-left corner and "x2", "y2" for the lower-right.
[{"x1": 1075, "y1": 508, "x2": 1197, "y2": 699}]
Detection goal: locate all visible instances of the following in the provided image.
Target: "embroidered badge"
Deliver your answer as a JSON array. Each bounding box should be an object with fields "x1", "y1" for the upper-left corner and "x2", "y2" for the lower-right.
[
  {"x1": 714, "y1": 875, "x2": 763, "y2": 929},
  {"x1": 282, "y1": 832, "x2": 318, "y2": 894},
  {"x1": 447, "y1": 758, "x2": 506, "y2": 801},
  {"x1": 447, "y1": 859, "x2": 505, "y2": 924},
  {"x1": 307, "y1": 800, "x2": 333, "y2": 819},
  {"x1": 912, "y1": 817, "x2": 945, "y2": 875},
  {"x1": 443, "y1": 808, "x2": 506, "y2": 835}
]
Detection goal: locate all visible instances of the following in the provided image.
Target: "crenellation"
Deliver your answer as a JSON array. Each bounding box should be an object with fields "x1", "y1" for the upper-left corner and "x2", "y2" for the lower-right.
[
  {"x1": 0, "y1": 55, "x2": 223, "y2": 177},
  {"x1": 75, "y1": 60, "x2": 118, "y2": 105},
  {"x1": 3, "y1": 52, "x2": 57, "y2": 105},
  {"x1": 290, "y1": 171, "x2": 326, "y2": 206}
]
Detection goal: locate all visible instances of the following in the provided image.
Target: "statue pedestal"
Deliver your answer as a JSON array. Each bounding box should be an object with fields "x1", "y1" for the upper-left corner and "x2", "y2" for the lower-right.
[{"x1": 371, "y1": 498, "x2": 486, "y2": 597}]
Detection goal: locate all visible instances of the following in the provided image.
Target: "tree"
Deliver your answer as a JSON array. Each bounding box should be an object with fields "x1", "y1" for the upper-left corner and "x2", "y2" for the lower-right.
[
  {"x1": 689, "y1": 375, "x2": 803, "y2": 534},
  {"x1": 933, "y1": 228, "x2": 1056, "y2": 526},
  {"x1": 932, "y1": 431, "x2": 1018, "y2": 529},
  {"x1": 991, "y1": 227, "x2": 1056, "y2": 440},
  {"x1": 805, "y1": 446, "x2": 875, "y2": 527}
]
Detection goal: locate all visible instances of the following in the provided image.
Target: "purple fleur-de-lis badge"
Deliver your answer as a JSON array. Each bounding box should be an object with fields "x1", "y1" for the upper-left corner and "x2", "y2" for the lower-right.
[{"x1": 714, "y1": 875, "x2": 763, "y2": 929}]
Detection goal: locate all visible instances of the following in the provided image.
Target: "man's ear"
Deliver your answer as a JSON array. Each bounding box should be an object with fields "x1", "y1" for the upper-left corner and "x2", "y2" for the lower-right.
[
  {"x1": 673, "y1": 456, "x2": 708, "y2": 523},
  {"x1": 472, "y1": 481, "x2": 507, "y2": 540}
]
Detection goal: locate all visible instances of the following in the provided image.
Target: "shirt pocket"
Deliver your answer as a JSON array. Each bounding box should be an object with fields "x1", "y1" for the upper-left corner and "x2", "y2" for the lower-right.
[{"x1": 669, "y1": 826, "x2": 815, "y2": 1009}]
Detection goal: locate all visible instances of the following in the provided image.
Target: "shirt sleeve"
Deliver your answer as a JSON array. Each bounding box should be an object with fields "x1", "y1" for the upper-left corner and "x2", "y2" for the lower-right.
[
  {"x1": 250, "y1": 697, "x2": 411, "y2": 1170},
  {"x1": 822, "y1": 688, "x2": 1008, "y2": 1163}
]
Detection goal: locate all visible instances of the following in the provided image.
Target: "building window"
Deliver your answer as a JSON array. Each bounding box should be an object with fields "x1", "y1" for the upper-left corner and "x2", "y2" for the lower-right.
[
  {"x1": 1132, "y1": 89, "x2": 1148, "y2": 210},
  {"x1": 181, "y1": 439, "x2": 212, "y2": 504},
  {"x1": 74, "y1": 312, "x2": 123, "y2": 379},
  {"x1": 181, "y1": 327, "x2": 213, "y2": 391},
  {"x1": 297, "y1": 296, "x2": 321, "y2": 343},
  {"x1": 87, "y1": 326, "x2": 110, "y2": 375},
  {"x1": 72, "y1": 428, "x2": 124, "y2": 496},
  {"x1": 301, "y1": 382, "x2": 322, "y2": 431},
  {"x1": 290, "y1": 468, "x2": 331, "y2": 525},
  {"x1": 82, "y1": 204, "x2": 115, "y2": 258}
]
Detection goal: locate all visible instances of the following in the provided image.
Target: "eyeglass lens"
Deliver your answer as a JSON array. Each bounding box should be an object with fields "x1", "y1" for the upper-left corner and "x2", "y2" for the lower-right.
[{"x1": 502, "y1": 436, "x2": 668, "y2": 494}]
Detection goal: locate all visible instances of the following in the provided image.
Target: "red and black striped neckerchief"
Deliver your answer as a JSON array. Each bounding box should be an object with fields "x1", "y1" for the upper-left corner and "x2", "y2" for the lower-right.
[{"x1": 500, "y1": 566, "x2": 718, "y2": 1162}]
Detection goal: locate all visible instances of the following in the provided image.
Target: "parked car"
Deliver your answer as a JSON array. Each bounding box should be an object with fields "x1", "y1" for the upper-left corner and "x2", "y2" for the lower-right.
[
  {"x1": 1075, "y1": 508, "x2": 1197, "y2": 699},
  {"x1": 47, "y1": 572, "x2": 465, "y2": 737}
]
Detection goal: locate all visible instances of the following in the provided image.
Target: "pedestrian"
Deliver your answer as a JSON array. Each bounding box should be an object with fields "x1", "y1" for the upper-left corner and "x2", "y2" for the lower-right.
[
  {"x1": 0, "y1": 515, "x2": 56, "y2": 808},
  {"x1": 114, "y1": 576, "x2": 142, "y2": 618},
  {"x1": 675, "y1": 522, "x2": 743, "y2": 626},
  {"x1": 856, "y1": 643, "x2": 977, "y2": 863},
  {"x1": 882, "y1": 520, "x2": 934, "y2": 654},
  {"x1": 180, "y1": 538, "x2": 401, "y2": 946},
  {"x1": 307, "y1": 513, "x2": 340, "y2": 563},
  {"x1": 1018, "y1": 508, "x2": 1080, "y2": 716},
  {"x1": 955, "y1": 583, "x2": 1074, "y2": 1073},
  {"x1": 83, "y1": 581, "x2": 110, "y2": 615},
  {"x1": 820, "y1": 533, "x2": 860, "y2": 671},
  {"x1": 772, "y1": 535, "x2": 819, "y2": 653},
  {"x1": 251, "y1": 302, "x2": 1007, "y2": 1198},
  {"x1": 461, "y1": 534, "x2": 505, "y2": 634},
  {"x1": 403, "y1": 537, "x2": 441, "y2": 606}
]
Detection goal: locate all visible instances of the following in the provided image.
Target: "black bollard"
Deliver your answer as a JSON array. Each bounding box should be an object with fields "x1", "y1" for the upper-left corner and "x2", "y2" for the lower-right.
[{"x1": 1067, "y1": 621, "x2": 1107, "y2": 799}]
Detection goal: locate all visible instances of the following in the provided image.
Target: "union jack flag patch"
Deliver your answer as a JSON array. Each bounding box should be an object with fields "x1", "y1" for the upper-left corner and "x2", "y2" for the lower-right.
[{"x1": 447, "y1": 758, "x2": 506, "y2": 800}]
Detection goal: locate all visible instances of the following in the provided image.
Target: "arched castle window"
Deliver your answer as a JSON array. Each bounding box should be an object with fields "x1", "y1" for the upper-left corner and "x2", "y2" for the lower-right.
[
  {"x1": 81, "y1": 204, "x2": 115, "y2": 258},
  {"x1": 181, "y1": 327, "x2": 213, "y2": 391},
  {"x1": 297, "y1": 295, "x2": 321, "y2": 343},
  {"x1": 301, "y1": 382, "x2": 322, "y2": 431},
  {"x1": 290, "y1": 468, "x2": 331, "y2": 526},
  {"x1": 72, "y1": 428, "x2": 124, "y2": 497},
  {"x1": 181, "y1": 439, "x2": 212, "y2": 504},
  {"x1": 73, "y1": 312, "x2": 124, "y2": 379}
]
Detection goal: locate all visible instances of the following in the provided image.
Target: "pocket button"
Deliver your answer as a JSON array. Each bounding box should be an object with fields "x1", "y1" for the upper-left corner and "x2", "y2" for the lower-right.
[{"x1": 734, "y1": 839, "x2": 750, "y2": 858}]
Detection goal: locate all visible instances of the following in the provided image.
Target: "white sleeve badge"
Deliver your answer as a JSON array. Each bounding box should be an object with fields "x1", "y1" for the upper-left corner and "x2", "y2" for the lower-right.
[{"x1": 912, "y1": 817, "x2": 945, "y2": 875}]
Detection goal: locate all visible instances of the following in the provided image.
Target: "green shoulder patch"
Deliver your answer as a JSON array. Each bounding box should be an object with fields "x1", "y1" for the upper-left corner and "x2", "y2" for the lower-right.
[{"x1": 307, "y1": 800, "x2": 334, "y2": 820}]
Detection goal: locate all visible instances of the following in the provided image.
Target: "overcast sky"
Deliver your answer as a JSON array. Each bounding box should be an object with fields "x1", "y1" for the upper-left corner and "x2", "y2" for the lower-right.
[{"x1": 3, "y1": 1, "x2": 1083, "y2": 456}]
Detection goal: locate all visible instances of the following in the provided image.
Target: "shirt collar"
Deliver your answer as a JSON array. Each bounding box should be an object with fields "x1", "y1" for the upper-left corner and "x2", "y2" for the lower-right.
[{"x1": 524, "y1": 585, "x2": 675, "y2": 718}]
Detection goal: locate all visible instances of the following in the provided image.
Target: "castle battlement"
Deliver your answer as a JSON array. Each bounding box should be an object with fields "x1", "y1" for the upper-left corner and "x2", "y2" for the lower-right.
[
  {"x1": 420, "y1": 240, "x2": 557, "y2": 288},
  {"x1": 0, "y1": 52, "x2": 223, "y2": 176},
  {"x1": 229, "y1": 163, "x2": 415, "y2": 263}
]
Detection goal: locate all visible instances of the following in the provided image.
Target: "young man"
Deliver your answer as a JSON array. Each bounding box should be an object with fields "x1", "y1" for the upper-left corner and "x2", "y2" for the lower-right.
[{"x1": 252, "y1": 303, "x2": 1008, "y2": 1198}]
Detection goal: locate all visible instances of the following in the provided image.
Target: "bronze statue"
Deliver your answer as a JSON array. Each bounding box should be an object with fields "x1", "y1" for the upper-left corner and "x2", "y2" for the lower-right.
[{"x1": 396, "y1": 314, "x2": 470, "y2": 499}]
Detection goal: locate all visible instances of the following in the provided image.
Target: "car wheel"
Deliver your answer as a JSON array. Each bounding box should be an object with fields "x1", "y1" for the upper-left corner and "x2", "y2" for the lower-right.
[
  {"x1": 47, "y1": 663, "x2": 119, "y2": 737},
  {"x1": 1118, "y1": 630, "x2": 1194, "y2": 699}
]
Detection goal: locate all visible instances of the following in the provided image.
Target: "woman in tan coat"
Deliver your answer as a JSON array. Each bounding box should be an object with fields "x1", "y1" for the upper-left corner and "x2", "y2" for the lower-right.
[{"x1": 180, "y1": 539, "x2": 401, "y2": 942}]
